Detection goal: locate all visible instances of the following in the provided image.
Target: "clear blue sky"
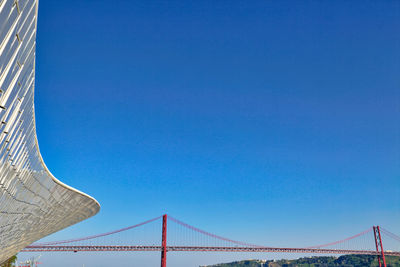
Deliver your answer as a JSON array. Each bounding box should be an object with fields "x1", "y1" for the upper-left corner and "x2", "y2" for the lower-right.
[{"x1": 22, "y1": 0, "x2": 400, "y2": 266}]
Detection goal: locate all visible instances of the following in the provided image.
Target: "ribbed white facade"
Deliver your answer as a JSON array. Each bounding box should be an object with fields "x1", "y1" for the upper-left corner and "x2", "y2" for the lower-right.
[{"x1": 0, "y1": 0, "x2": 100, "y2": 263}]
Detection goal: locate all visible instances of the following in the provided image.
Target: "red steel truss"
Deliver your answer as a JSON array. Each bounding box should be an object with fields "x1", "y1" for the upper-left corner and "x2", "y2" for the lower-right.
[
  {"x1": 374, "y1": 226, "x2": 387, "y2": 267},
  {"x1": 21, "y1": 245, "x2": 400, "y2": 256},
  {"x1": 21, "y1": 215, "x2": 400, "y2": 267},
  {"x1": 161, "y1": 215, "x2": 167, "y2": 267}
]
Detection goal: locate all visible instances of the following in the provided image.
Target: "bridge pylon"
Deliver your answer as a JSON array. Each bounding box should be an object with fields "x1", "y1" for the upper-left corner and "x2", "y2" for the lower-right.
[
  {"x1": 373, "y1": 226, "x2": 386, "y2": 267},
  {"x1": 161, "y1": 214, "x2": 167, "y2": 267}
]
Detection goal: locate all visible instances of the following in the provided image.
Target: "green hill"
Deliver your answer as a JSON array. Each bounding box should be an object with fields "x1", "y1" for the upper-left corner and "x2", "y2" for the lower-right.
[{"x1": 204, "y1": 255, "x2": 400, "y2": 267}]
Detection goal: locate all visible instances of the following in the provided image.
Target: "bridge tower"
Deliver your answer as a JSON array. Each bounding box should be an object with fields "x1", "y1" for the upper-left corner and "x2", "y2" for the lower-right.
[
  {"x1": 373, "y1": 226, "x2": 386, "y2": 267},
  {"x1": 161, "y1": 214, "x2": 167, "y2": 267}
]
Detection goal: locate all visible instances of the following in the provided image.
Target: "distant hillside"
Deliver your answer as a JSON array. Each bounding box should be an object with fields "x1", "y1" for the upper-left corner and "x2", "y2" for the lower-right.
[{"x1": 203, "y1": 255, "x2": 400, "y2": 267}]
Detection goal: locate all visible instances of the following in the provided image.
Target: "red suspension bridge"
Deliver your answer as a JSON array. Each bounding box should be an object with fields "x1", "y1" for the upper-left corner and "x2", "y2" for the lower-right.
[{"x1": 22, "y1": 214, "x2": 400, "y2": 267}]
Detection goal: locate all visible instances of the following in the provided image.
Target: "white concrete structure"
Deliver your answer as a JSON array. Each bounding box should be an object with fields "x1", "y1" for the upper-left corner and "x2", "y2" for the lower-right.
[{"x1": 0, "y1": 0, "x2": 100, "y2": 263}]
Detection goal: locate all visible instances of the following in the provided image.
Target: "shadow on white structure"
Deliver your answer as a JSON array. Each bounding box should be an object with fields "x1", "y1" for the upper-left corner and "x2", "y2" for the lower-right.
[{"x1": 0, "y1": 0, "x2": 100, "y2": 263}]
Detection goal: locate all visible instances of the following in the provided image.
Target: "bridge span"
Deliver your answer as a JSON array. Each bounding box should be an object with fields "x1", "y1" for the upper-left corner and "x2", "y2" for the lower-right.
[{"x1": 22, "y1": 214, "x2": 400, "y2": 267}]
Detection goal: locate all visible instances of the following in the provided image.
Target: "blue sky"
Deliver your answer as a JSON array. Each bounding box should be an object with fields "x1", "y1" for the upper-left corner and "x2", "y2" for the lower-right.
[{"x1": 21, "y1": 0, "x2": 400, "y2": 266}]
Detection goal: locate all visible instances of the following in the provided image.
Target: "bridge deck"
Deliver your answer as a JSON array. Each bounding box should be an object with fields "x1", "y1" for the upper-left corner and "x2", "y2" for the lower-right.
[{"x1": 21, "y1": 245, "x2": 400, "y2": 256}]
